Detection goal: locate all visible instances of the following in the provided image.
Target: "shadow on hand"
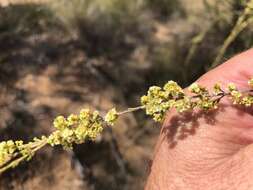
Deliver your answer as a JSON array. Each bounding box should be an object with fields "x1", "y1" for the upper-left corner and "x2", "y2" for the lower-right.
[{"x1": 161, "y1": 105, "x2": 226, "y2": 148}]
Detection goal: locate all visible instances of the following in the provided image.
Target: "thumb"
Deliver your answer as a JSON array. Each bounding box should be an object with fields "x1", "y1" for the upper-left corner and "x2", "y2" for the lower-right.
[{"x1": 146, "y1": 49, "x2": 253, "y2": 190}]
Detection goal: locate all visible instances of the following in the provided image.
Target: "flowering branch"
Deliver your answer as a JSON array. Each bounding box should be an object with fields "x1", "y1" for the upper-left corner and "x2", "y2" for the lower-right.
[{"x1": 1, "y1": 78, "x2": 253, "y2": 174}]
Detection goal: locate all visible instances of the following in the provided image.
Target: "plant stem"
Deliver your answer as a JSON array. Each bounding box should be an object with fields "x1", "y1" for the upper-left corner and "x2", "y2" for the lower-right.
[
  {"x1": 117, "y1": 105, "x2": 145, "y2": 115},
  {"x1": 211, "y1": 0, "x2": 253, "y2": 68},
  {"x1": 0, "y1": 139, "x2": 47, "y2": 174},
  {"x1": 1, "y1": 86, "x2": 253, "y2": 174}
]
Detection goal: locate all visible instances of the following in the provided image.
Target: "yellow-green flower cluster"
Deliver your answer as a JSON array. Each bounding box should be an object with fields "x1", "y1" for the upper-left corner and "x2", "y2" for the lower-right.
[
  {"x1": 227, "y1": 83, "x2": 241, "y2": 104},
  {"x1": 213, "y1": 83, "x2": 223, "y2": 95},
  {"x1": 141, "y1": 80, "x2": 219, "y2": 122},
  {"x1": 105, "y1": 108, "x2": 118, "y2": 126},
  {"x1": 0, "y1": 136, "x2": 48, "y2": 168},
  {"x1": 188, "y1": 83, "x2": 219, "y2": 110},
  {"x1": 0, "y1": 140, "x2": 30, "y2": 166},
  {"x1": 188, "y1": 83, "x2": 207, "y2": 94},
  {"x1": 141, "y1": 80, "x2": 253, "y2": 122},
  {"x1": 47, "y1": 109, "x2": 104, "y2": 148},
  {"x1": 141, "y1": 81, "x2": 186, "y2": 122},
  {"x1": 227, "y1": 82, "x2": 253, "y2": 106},
  {"x1": 0, "y1": 140, "x2": 18, "y2": 166}
]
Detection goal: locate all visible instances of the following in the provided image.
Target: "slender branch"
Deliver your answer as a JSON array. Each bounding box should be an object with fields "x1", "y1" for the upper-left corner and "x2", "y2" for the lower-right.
[
  {"x1": 0, "y1": 139, "x2": 47, "y2": 174},
  {"x1": 211, "y1": 0, "x2": 253, "y2": 68},
  {"x1": 117, "y1": 106, "x2": 145, "y2": 115},
  {"x1": 1, "y1": 82, "x2": 253, "y2": 175}
]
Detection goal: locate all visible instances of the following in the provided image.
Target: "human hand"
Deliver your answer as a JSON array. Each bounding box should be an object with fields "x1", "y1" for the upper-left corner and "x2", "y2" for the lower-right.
[{"x1": 145, "y1": 49, "x2": 253, "y2": 190}]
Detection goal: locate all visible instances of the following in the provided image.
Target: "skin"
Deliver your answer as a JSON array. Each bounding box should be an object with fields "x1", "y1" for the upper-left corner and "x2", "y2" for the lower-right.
[{"x1": 145, "y1": 49, "x2": 253, "y2": 190}]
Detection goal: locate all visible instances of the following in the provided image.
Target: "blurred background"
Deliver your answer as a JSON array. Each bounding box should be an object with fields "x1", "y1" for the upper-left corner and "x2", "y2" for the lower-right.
[{"x1": 0, "y1": 0, "x2": 253, "y2": 189}]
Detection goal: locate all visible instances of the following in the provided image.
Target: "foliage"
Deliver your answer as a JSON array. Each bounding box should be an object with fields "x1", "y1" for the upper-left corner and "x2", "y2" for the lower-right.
[
  {"x1": 146, "y1": 0, "x2": 183, "y2": 19},
  {"x1": 0, "y1": 4, "x2": 55, "y2": 36},
  {"x1": 211, "y1": 0, "x2": 253, "y2": 68},
  {"x1": 47, "y1": 0, "x2": 147, "y2": 37},
  {"x1": 181, "y1": 0, "x2": 253, "y2": 84}
]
